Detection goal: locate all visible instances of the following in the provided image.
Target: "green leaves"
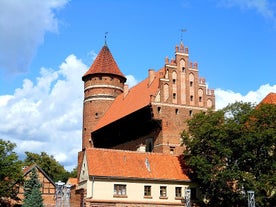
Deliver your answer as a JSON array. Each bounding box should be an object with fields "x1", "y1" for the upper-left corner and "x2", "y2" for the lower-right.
[
  {"x1": 182, "y1": 102, "x2": 276, "y2": 206},
  {"x1": 0, "y1": 139, "x2": 23, "y2": 203}
]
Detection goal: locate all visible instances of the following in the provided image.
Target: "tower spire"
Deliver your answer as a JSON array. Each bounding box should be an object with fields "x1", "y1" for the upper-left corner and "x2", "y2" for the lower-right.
[
  {"x1": 104, "y1": 32, "x2": 108, "y2": 45},
  {"x1": 180, "y1": 29, "x2": 187, "y2": 43}
]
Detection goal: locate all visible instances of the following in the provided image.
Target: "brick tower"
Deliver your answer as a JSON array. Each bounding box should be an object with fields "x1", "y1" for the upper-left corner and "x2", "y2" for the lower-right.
[{"x1": 81, "y1": 44, "x2": 126, "y2": 149}]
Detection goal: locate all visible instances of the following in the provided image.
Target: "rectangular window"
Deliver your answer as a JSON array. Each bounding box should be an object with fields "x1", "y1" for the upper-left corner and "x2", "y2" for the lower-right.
[
  {"x1": 114, "y1": 184, "x2": 127, "y2": 196},
  {"x1": 160, "y1": 186, "x2": 167, "y2": 198},
  {"x1": 144, "y1": 185, "x2": 151, "y2": 197},
  {"x1": 175, "y1": 187, "x2": 182, "y2": 198}
]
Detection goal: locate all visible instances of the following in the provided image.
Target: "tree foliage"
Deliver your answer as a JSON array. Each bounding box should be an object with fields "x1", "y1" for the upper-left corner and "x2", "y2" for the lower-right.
[
  {"x1": 0, "y1": 139, "x2": 23, "y2": 204},
  {"x1": 23, "y1": 151, "x2": 70, "y2": 182},
  {"x1": 182, "y1": 102, "x2": 276, "y2": 207},
  {"x1": 22, "y1": 168, "x2": 43, "y2": 207}
]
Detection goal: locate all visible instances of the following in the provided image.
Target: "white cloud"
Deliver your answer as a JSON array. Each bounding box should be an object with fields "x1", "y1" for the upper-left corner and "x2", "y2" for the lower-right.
[
  {"x1": 215, "y1": 83, "x2": 276, "y2": 109},
  {"x1": 0, "y1": 54, "x2": 86, "y2": 171},
  {"x1": 126, "y1": 74, "x2": 139, "y2": 88},
  {"x1": 219, "y1": 0, "x2": 276, "y2": 21},
  {"x1": 0, "y1": 0, "x2": 69, "y2": 74}
]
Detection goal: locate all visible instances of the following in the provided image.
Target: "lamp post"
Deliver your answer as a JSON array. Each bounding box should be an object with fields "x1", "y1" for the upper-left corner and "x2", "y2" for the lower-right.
[
  {"x1": 247, "y1": 191, "x2": 255, "y2": 207},
  {"x1": 55, "y1": 181, "x2": 65, "y2": 207},
  {"x1": 184, "y1": 188, "x2": 191, "y2": 207},
  {"x1": 55, "y1": 181, "x2": 71, "y2": 207},
  {"x1": 64, "y1": 184, "x2": 71, "y2": 207}
]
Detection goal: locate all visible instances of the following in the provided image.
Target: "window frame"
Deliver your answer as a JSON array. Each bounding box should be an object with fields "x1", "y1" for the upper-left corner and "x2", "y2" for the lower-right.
[
  {"x1": 113, "y1": 184, "x2": 127, "y2": 198},
  {"x1": 159, "y1": 186, "x2": 167, "y2": 199},
  {"x1": 144, "y1": 185, "x2": 152, "y2": 198}
]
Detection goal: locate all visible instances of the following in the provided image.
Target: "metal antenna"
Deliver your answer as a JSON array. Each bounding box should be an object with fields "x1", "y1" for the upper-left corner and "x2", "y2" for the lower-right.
[
  {"x1": 104, "y1": 32, "x2": 108, "y2": 45},
  {"x1": 180, "y1": 29, "x2": 187, "y2": 42}
]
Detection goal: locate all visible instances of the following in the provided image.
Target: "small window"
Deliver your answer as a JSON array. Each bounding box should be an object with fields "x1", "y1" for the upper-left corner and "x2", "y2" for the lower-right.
[
  {"x1": 157, "y1": 106, "x2": 161, "y2": 114},
  {"x1": 190, "y1": 95, "x2": 193, "y2": 101},
  {"x1": 182, "y1": 67, "x2": 185, "y2": 72},
  {"x1": 189, "y1": 110, "x2": 193, "y2": 117},
  {"x1": 144, "y1": 186, "x2": 151, "y2": 197},
  {"x1": 170, "y1": 146, "x2": 175, "y2": 155},
  {"x1": 175, "y1": 108, "x2": 179, "y2": 114},
  {"x1": 114, "y1": 184, "x2": 127, "y2": 196},
  {"x1": 190, "y1": 81, "x2": 193, "y2": 87},
  {"x1": 173, "y1": 93, "x2": 176, "y2": 99},
  {"x1": 160, "y1": 186, "x2": 167, "y2": 198},
  {"x1": 173, "y1": 79, "x2": 176, "y2": 84},
  {"x1": 95, "y1": 112, "x2": 98, "y2": 118},
  {"x1": 199, "y1": 96, "x2": 202, "y2": 102},
  {"x1": 175, "y1": 187, "x2": 182, "y2": 198}
]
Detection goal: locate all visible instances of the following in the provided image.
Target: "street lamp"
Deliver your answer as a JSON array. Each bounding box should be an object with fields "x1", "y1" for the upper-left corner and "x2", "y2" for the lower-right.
[
  {"x1": 184, "y1": 188, "x2": 191, "y2": 207},
  {"x1": 64, "y1": 184, "x2": 71, "y2": 207},
  {"x1": 55, "y1": 181, "x2": 65, "y2": 207},
  {"x1": 247, "y1": 191, "x2": 255, "y2": 207}
]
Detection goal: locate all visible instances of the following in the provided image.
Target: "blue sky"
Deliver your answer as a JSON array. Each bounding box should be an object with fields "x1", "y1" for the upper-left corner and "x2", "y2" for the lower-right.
[{"x1": 0, "y1": 0, "x2": 276, "y2": 171}]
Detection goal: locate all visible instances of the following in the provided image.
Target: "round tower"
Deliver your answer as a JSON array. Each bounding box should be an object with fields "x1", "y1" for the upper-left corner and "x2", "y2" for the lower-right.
[{"x1": 82, "y1": 44, "x2": 126, "y2": 149}]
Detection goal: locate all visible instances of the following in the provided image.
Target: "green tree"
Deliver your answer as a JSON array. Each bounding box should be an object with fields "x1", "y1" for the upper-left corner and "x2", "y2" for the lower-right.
[
  {"x1": 0, "y1": 139, "x2": 23, "y2": 204},
  {"x1": 23, "y1": 151, "x2": 71, "y2": 182},
  {"x1": 22, "y1": 168, "x2": 43, "y2": 207},
  {"x1": 182, "y1": 102, "x2": 276, "y2": 207}
]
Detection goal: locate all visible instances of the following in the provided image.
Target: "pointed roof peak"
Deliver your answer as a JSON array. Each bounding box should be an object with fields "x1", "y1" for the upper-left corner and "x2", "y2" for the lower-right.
[{"x1": 82, "y1": 44, "x2": 126, "y2": 81}]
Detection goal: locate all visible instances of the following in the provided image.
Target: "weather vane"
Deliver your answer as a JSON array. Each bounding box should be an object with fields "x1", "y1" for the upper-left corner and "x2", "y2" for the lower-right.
[
  {"x1": 105, "y1": 32, "x2": 108, "y2": 45},
  {"x1": 180, "y1": 29, "x2": 187, "y2": 42}
]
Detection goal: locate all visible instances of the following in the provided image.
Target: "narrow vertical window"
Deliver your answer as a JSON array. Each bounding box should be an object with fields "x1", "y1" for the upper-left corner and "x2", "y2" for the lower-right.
[
  {"x1": 175, "y1": 187, "x2": 182, "y2": 198},
  {"x1": 173, "y1": 93, "x2": 176, "y2": 99},
  {"x1": 157, "y1": 106, "x2": 161, "y2": 114}
]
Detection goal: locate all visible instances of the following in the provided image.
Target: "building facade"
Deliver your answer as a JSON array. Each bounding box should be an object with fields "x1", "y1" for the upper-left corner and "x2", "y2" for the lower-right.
[{"x1": 76, "y1": 41, "x2": 215, "y2": 206}]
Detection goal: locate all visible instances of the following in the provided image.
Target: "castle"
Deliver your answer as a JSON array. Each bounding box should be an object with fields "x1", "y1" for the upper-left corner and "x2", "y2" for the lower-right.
[{"x1": 76, "y1": 41, "x2": 215, "y2": 206}]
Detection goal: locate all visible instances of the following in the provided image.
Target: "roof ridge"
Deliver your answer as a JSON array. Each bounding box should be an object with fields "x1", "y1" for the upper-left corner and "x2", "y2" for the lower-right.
[{"x1": 86, "y1": 147, "x2": 179, "y2": 157}]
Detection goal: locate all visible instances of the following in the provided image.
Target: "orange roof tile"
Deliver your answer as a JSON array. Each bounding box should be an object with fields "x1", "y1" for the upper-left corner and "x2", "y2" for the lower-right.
[
  {"x1": 85, "y1": 148, "x2": 190, "y2": 181},
  {"x1": 82, "y1": 45, "x2": 125, "y2": 80},
  {"x1": 93, "y1": 68, "x2": 164, "y2": 131},
  {"x1": 67, "y1": 177, "x2": 78, "y2": 186},
  {"x1": 260, "y1": 92, "x2": 276, "y2": 104}
]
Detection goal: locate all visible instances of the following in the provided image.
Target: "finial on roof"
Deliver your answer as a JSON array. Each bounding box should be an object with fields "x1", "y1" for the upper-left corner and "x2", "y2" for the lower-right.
[
  {"x1": 180, "y1": 29, "x2": 187, "y2": 43},
  {"x1": 104, "y1": 32, "x2": 108, "y2": 45}
]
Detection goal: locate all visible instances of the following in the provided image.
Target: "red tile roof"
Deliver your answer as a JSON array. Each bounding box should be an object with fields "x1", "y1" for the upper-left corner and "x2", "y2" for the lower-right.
[
  {"x1": 85, "y1": 148, "x2": 190, "y2": 181},
  {"x1": 93, "y1": 68, "x2": 164, "y2": 131},
  {"x1": 67, "y1": 177, "x2": 78, "y2": 186},
  {"x1": 260, "y1": 92, "x2": 276, "y2": 104},
  {"x1": 82, "y1": 45, "x2": 126, "y2": 80}
]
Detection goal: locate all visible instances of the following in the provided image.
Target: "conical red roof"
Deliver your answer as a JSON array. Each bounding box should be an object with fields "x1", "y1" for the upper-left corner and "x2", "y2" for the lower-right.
[
  {"x1": 260, "y1": 92, "x2": 276, "y2": 104},
  {"x1": 82, "y1": 45, "x2": 125, "y2": 80}
]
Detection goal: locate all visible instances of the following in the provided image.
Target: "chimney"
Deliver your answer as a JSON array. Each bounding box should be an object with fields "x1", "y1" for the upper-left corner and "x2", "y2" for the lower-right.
[
  {"x1": 148, "y1": 69, "x2": 155, "y2": 86},
  {"x1": 124, "y1": 84, "x2": 129, "y2": 98}
]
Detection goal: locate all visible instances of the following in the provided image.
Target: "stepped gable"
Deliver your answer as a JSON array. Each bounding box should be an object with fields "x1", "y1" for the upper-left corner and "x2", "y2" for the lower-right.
[
  {"x1": 82, "y1": 44, "x2": 126, "y2": 80},
  {"x1": 93, "y1": 68, "x2": 164, "y2": 132},
  {"x1": 260, "y1": 92, "x2": 276, "y2": 104},
  {"x1": 85, "y1": 148, "x2": 189, "y2": 181}
]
